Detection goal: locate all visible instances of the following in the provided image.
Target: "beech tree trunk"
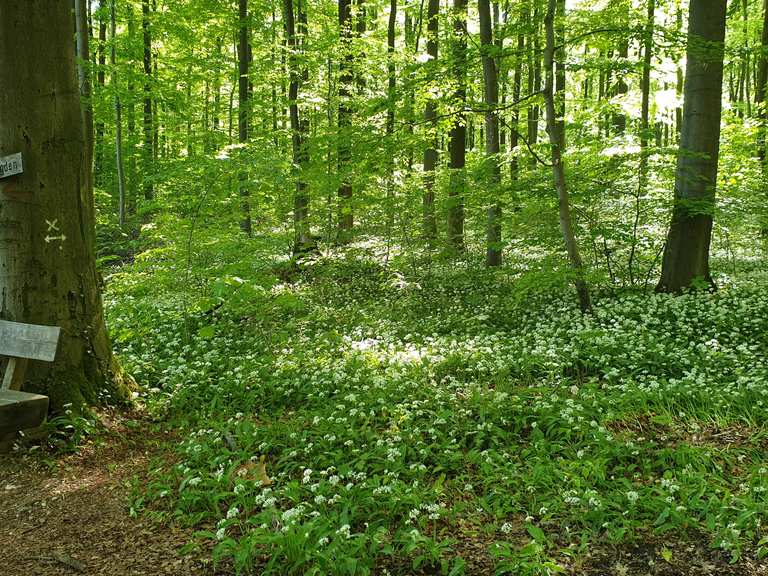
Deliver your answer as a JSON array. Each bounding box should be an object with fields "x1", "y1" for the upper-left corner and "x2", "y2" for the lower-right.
[
  {"x1": 74, "y1": 0, "x2": 94, "y2": 196},
  {"x1": 385, "y1": 0, "x2": 397, "y2": 234},
  {"x1": 756, "y1": 0, "x2": 768, "y2": 236},
  {"x1": 142, "y1": 0, "x2": 154, "y2": 200},
  {"x1": 95, "y1": 1, "x2": 107, "y2": 186},
  {"x1": 238, "y1": 0, "x2": 253, "y2": 237},
  {"x1": 111, "y1": 0, "x2": 127, "y2": 228},
  {"x1": 479, "y1": 0, "x2": 501, "y2": 267},
  {"x1": 422, "y1": 0, "x2": 439, "y2": 242},
  {"x1": 447, "y1": 0, "x2": 467, "y2": 252},
  {"x1": 0, "y1": 1, "x2": 132, "y2": 411},
  {"x1": 338, "y1": 0, "x2": 354, "y2": 237},
  {"x1": 543, "y1": 0, "x2": 591, "y2": 313},
  {"x1": 657, "y1": 0, "x2": 727, "y2": 293},
  {"x1": 285, "y1": 0, "x2": 311, "y2": 253},
  {"x1": 629, "y1": 0, "x2": 655, "y2": 284}
]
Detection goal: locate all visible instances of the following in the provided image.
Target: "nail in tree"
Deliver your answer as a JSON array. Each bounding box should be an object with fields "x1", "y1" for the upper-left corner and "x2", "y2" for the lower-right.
[
  {"x1": 657, "y1": 0, "x2": 727, "y2": 292},
  {"x1": 0, "y1": 0, "x2": 132, "y2": 410}
]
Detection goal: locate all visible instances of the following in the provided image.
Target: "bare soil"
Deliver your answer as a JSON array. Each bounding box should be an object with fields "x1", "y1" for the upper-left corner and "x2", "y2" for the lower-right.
[{"x1": 0, "y1": 411, "x2": 222, "y2": 576}]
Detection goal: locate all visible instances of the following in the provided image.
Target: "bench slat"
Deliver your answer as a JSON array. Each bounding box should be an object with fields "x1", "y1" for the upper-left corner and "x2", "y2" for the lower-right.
[
  {"x1": 0, "y1": 389, "x2": 49, "y2": 435},
  {"x1": 0, "y1": 320, "x2": 60, "y2": 361}
]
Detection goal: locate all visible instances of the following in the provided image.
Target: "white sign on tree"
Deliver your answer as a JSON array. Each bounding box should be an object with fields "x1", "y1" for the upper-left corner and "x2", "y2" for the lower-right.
[{"x1": 0, "y1": 153, "x2": 23, "y2": 179}]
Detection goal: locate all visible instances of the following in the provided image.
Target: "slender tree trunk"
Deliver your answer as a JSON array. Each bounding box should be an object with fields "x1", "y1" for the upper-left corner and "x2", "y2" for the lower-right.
[
  {"x1": 126, "y1": 7, "x2": 137, "y2": 217},
  {"x1": 238, "y1": 0, "x2": 253, "y2": 237},
  {"x1": 756, "y1": 0, "x2": 768, "y2": 203},
  {"x1": 674, "y1": 5, "x2": 683, "y2": 139},
  {"x1": 510, "y1": 11, "x2": 524, "y2": 182},
  {"x1": 285, "y1": 0, "x2": 311, "y2": 253},
  {"x1": 543, "y1": 0, "x2": 591, "y2": 313},
  {"x1": 629, "y1": 0, "x2": 655, "y2": 284},
  {"x1": 110, "y1": 0, "x2": 127, "y2": 228},
  {"x1": 611, "y1": 35, "x2": 629, "y2": 135},
  {"x1": 657, "y1": 0, "x2": 727, "y2": 292},
  {"x1": 479, "y1": 0, "x2": 501, "y2": 267},
  {"x1": 447, "y1": 0, "x2": 467, "y2": 251},
  {"x1": 95, "y1": 1, "x2": 107, "y2": 186},
  {"x1": 338, "y1": 0, "x2": 354, "y2": 237},
  {"x1": 386, "y1": 0, "x2": 397, "y2": 235},
  {"x1": 528, "y1": 9, "x2": 541, "y2": 167},
  {"x1": 0, "y1": 0, "x2": 132, "y2": 411},
  {"x1": 142, "y1": 0, "x2": 154, "y2": 200},
  {"x1": 554, "y1": 0, "x2": 565, "y2": 147},
  {"x1": 422, "y1": 0, "x2": 439, "y2": 242}
]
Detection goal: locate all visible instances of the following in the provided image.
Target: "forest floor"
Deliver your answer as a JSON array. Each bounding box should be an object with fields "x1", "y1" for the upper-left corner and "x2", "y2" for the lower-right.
[
  {"x1": 5, "y1": 248, "x2": 768, "y2": 575},
  {"x1": 0, "y1": 410, "x2": 226, "y2": 576},
  {"x1": 1, "y1": 412, "x2": 764, "y2": 576}
]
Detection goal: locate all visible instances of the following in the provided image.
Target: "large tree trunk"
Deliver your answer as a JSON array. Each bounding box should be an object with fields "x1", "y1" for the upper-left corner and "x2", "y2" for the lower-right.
[
  {"x1": 657, "y1": 0, "x2": 727, "y2": 293},
  {"x1": 422, "y1": 0, "x2": 439, "y2": 242},
  {"x1": 0, "y1": 1, "x2": 132, "y2": 411},
  {"x1": 447, "y1": 0, "x2": 467, "y2": 252},
  {"x1": 238, "y1": 0, "x2": 253, "y2": 237},
  {"x1": 479, "y1": 0, "x2": 501, "y2": 267},
  {"x1": 543, "y1": 0, "x2": 591, "y2": 313}
]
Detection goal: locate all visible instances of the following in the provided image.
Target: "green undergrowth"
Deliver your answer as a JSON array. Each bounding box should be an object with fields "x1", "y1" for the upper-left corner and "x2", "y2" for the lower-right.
[{"x1": 106, "y1": 243, "x2": 768, "y2": 575}]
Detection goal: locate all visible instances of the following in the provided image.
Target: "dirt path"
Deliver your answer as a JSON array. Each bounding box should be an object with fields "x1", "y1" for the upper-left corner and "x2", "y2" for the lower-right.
[{"x1": 0, "y1": 411, "x2": 223, "y2": 576}]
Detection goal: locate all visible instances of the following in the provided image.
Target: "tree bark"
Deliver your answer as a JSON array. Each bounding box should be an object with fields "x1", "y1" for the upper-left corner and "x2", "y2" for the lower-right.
[
  {"x1": 657, "y1": 0, "x2": 727, "y2": 293},
  {"x1": 756, "y1": 0, "x2": 768, "y2": 187},
  {"x1": 422, "y1": 0, "x2": 439, "y2": 242},
  {"x1": 479, "y1": 0, "x2": 501, "y2": 267},
  {"x1": 337, "y1": 0, "x2": 354, "y2": 238},
  {"x1": 447, "y1": 0, "x2": 467, "y2": 252},
  {"x1": 527, "y1": 7, "x2": 541, "y2": 167},
  {"x1": 0, "y1": 0, "x2": 132, "y2": 411},
  {"x1": 95, "y1": 1, "x2": 107, "y2": 186},
  {"x1": 238, "y1": 0, "x2": 253, "y2": 237},
  {"x1": 285, "y1": 0, "x2": 311, "y2": 254},
  {"x1": 543, "y1": 0, "x2": 591, "y2": 313},
  {"x1": 385, "y1": 0, "x2": 397, "y2": 236},
  {"x1": 141, "y1": 0, "x2": 154, "y2": 200},
  {"x1": 74, "y1": 0, "x2": 94, "y2": 198},
  {"x1": 629, "y1": 0, "x2": 655, "y2": 284},
  {"x1": 110, "y1": 0, "x2": 127, "y2": 228}
]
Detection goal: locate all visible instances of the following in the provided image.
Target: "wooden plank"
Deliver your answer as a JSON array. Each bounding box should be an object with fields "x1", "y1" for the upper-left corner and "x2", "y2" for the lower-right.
[
  {"x1": 0, "y1": 390, "x2": 48, "y2": 436},
  {"x1": 1, "y1": 357, "x2": 29, "y2": 391},
  {"x1": 0, "y1": 320, "x2": 60, "y2": 361}
]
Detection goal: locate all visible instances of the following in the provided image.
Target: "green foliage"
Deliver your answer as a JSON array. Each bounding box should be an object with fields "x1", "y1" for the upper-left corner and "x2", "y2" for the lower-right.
[{"x1": 108, "y1": 239, "x2": 768, "y2": 573}]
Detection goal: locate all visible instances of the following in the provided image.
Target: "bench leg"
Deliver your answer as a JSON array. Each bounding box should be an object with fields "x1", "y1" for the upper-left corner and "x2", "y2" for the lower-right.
[{"x1": 2, "y1": 357, "x2": 29, "y2": 391}]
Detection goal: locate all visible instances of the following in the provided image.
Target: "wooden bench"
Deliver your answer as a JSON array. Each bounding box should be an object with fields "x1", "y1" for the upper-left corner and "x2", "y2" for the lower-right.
[{"x1": 0, "y1": 319, "x2": 60, "y2": 438}]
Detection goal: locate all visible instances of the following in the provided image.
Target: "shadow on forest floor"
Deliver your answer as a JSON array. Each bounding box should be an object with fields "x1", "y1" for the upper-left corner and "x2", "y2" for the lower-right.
[{"x1": 0, "y1": 411, "x2": 229, "y2": 576}]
